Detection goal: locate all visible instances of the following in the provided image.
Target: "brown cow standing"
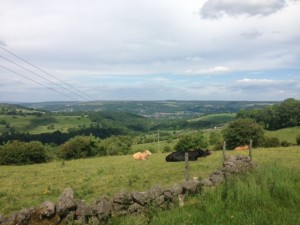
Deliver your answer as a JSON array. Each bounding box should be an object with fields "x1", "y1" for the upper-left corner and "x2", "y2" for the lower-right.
[{"x1": 234, "y1": 145, "x2": 250, "y2": 151}]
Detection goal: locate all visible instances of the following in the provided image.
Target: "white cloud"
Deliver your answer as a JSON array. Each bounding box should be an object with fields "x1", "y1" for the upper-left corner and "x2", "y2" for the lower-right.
[
  {"x1": 200, "y1": 0, "x2": 286, "y2": 19},
  {"x1": 240, "y1": 29, "x2": 262, "y2": 40},
  {"x1": 232, "y1": 77, "x2": 300, "y2": 100},
  {"x1": 185, "y1": 66, "x2": 231, "y2": 75},
  {"x1": 0, "y1": 0, "x2": 300, "y2": 101},
  {"x1": 236, "y1": 78, "x2": 292, "y2": 85}
]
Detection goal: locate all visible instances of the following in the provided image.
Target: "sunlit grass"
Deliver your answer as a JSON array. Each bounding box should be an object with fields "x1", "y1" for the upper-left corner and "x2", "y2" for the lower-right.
[
  {"x1": 0, "y1": 151, "x2": 222, "y2": 215},
  {"x1": 0, "y1": 146, "x2": 299, "y2": 217},
  {"x1": 0, "y1": 115, "x2": 91, "y2": 134},
  {"x1": 188, "y1": 113, "x2": 236, "y2": 123},
  {"x1": 265, "y1": 126, "x2": 300, "y2": 144},
  {"x1": 111, "y1": 148, "x2": 300, "y2": 225}
]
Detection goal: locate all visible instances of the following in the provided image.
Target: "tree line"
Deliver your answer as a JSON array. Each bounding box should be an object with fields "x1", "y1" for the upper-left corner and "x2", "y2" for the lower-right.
[
  {"x1": 0, "y1": 135, "x2": 134, "y2": 165},
  {"x1": 236, "y1": 98, "x2": 300, "y2": 130},
  {"x1": 0, "y1": 127, "x2": 127, "y2": 145}
]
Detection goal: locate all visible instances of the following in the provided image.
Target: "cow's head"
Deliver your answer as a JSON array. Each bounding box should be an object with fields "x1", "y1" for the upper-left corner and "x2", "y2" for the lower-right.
[
  {"x1": 144, "y1": 150, "x2": 152, "y2": 156},
  {"x1": 195, "y1": 149, "x2": 211, "y2": 157},
  {"x1": 205, "y1": 150, "x2": 212, "y2": 156}
]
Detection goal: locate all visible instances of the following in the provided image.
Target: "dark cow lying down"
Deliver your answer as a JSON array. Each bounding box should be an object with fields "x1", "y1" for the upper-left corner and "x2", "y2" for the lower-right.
[{"x1": 166, "y1": 149, "x2": 212, "y2": 162}]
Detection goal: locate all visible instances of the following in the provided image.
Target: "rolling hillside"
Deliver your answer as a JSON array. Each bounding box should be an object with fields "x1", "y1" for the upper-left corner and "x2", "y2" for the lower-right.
[{"x1": 20, "y1": 100, "x2": 276, "y2": 118}]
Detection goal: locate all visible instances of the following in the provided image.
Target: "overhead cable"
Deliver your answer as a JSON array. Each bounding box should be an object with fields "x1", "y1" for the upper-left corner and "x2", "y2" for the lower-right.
[
  {"x1": 0, "y1": 64, "x2": 78, "y2": 101},
  {"x1": 0, "y1": 46, "x2": 97, "y2": 101},
  {"x1": 0, "y1": 55, "x2": 91, "y2": 102}
]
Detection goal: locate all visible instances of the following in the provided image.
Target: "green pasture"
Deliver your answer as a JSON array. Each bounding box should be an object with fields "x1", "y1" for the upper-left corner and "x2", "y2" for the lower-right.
[
  {"x1": 265, "y1": 126, "x2": 300, "y2": 144},
  {"x1": 131, "y1": 139, "x2": 178, "y2": 153},
  {"x1": 188, "y1": 113, "x2": 236, "y2": 123},
  {"x1": 113, "y1": 160, "x2": 300, "y2": 225},
  {"x1": 0, "y1": 146, "x2": 299, "y2": 217},
  {"x1": 0, "y1": 115, "x2": 91, "y2": 134}
]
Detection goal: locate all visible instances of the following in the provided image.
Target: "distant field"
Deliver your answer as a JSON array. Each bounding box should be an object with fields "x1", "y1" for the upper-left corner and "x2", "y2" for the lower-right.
[
  {"x1": 188, "y1": 113, "x2": 236, "y2": 124},
  {"x1": 132, "y1": 126, "x2": 300, "y2": 152},
  {"x1": 265, "y1": 126, "x2": 300, "y2": 144},
  {"x1": 0, "y1": 115, "x2": 91, "y2": 134},
  {"x1": 0, "y1": 146, "x2": 299, "y2": 216}
]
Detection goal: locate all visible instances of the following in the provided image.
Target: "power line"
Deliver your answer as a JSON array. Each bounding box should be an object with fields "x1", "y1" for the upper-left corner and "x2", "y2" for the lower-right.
[
  {"x1": 0, "y1": 64, "x2": 79, "y2": 101},
  {"x1": 0, "y1": 46, "x2": 97, "y2": 101},
  {"x1": 0, "y1": 55, "x2": 91, "y2": 101}
]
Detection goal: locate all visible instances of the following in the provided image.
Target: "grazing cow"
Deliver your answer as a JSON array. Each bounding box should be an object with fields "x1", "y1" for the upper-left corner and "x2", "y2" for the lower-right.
[
  {"x1": 234, "y1": 145, "x2": 250, "y2": 151},
  {"x1": 165, "y1": 149, "x2": 211, "y2": 162},
  {"x1": 133, "y1": 150, "x2": 152, "y2": 160}
]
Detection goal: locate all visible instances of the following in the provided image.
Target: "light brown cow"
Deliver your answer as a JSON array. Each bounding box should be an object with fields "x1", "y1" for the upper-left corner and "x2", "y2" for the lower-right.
[
  {"x1": 133, "y1": 150, "x2": 152, "y2": 160},
  {"x1": 234, "y1": 145, "x2": 250, "y2": 151}
]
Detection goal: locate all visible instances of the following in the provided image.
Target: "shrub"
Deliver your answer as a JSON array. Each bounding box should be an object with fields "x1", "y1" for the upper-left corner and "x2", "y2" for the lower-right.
[
  {"x1": 281, "y1": 140, "x2": 291, "y2": 147},
  {"x1": 263, "y1": 136, "x2": 280, "y2": 148},
  {"x1": 100, "y1": 135, "x2": 133, "y2": 156},
  {"x1": 162, "y1": 145, "x2": 172, "y2": 153},
  {"x1": 0, "y1": 141, "x2": 47, "y2": 165},
  {"x1": 209, "y1": 131, "x2": 222, "y2": 145},
  {"x1": 222, "y1": 118, "x2": 264, "y2": 149},
  {"x1": 213, "y1": 140, "x2": 224, "y2": 151},
  {"x1": 175, "y1": 132, "x2": 208, "y2": 151},
  {"x1": 60, "y1": 135, "x2": 98, "y2": 160}
]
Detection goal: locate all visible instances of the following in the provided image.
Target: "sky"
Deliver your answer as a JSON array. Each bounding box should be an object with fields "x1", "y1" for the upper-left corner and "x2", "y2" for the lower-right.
[{"x1": 0, "y1": 0, "x2": 299, "y2": 102}]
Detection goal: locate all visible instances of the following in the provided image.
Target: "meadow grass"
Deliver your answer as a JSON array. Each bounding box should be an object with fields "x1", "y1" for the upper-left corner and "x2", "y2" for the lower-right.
[
  {"x1": 112, "y1": 162, "x2": 300, "y2": 225},
  {"x1": 0, "y1": 115, "x2": 91, "y2": 134},
  {"x1": 265, "y1": 126, "x2": 300, "y2": 144},
  {"x1": 131, "y1": 139, "x2": 178, "y2": 153},
  {"x1": 111, "y1": 147, "x2": 300, "y2": 225},
  {"x1": 188, "y1": 113, "x2": 236, "y2": 123},
  {"x1": 0, "y1": 150, "x2": 222, "y2": 215},
  {"x1": 0, "y1": 115, "x2": 33, "y2": 133},
  {"x1": 0, "y1": 146, "x2": 299, "y2": 220}
]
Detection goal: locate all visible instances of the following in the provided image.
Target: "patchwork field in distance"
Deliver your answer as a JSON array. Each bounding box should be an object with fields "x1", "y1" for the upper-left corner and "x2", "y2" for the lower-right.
[{"x1": 0, "y1": 114, "x2": 91, "y2": 134}]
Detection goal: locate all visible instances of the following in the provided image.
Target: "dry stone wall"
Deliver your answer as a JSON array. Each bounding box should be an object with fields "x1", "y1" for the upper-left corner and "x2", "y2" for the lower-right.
[{"x1": 0, "y1": 155, "x2": 256, "y2": 225}]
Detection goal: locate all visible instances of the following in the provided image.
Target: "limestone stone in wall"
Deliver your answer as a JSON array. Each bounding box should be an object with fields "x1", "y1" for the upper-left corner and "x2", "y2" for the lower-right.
[{"x1": 56, "y1": 188, "x2": 76, "y2": 217}]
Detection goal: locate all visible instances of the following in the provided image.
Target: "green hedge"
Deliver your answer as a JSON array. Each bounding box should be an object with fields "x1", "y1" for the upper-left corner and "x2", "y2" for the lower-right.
[{"x1": 0, "y1": 141, "x2": 47, "y2": 165}]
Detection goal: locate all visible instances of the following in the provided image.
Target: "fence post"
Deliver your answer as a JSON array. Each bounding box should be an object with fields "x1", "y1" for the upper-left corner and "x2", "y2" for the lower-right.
[
  {"x1": 249, "y1": 139, "x2": 253, "y2": 160},
  {"x1": 185, "y1": 152, "x2": 189, "y2": 181},
  {"x1": 223, "y1": 141, "x2": 226, "y2": 164}
]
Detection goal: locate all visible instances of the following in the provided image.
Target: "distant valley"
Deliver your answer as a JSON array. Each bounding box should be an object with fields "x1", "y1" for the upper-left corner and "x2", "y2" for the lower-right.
[{"x1": 19, "y1": 100, "x2": 276, "y2": 119}]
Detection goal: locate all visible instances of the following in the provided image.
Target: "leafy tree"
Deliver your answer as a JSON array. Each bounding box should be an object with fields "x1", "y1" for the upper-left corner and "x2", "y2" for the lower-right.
[
  {"x1": 281, "y1": 140, "x2": 291, "y2": 147},
  {"x1": 223, "y1": 118, "x2": 264, "y2": 149},
  {"x1": 209, "y1": 131, "x2": 222, "y2": 145},
  {"x1": 0, "y1": 141, "x2": 47, "y2": 165},
  {"x1": 278, "y1": 98, "x2": 300, "y2": 127},
  {"x1": 100, "y1": 135, "x2": 133, "y2": 156},
  {"x1": 209, "y1": 131, "x2": 224, "y2": 151},
  {"x1": 60, "y1": 135, "x2": 99, "y2": 159},
  {"x1": 263, "y1": 136, "x2": 280, "y2": 148},
  {"x1": 0, "y1": 119, "x2": 7, "y2": 125},
  {"x1": 175, "y1": 132, "x2": 208, "y2": 151},
  {"x1": 236, "y1": 98, "x2": 300, "y2": 130}
]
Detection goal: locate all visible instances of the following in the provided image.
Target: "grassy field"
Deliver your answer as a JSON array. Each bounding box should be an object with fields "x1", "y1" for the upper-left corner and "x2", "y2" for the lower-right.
[
  {"x1": 0, "y1": 146, "x2": 299, "y2": 217},
  {"x1": 188, "y1": 113, "x2": 236, "y2": 124},
  {"x1": 113, "y1": 161, "x2": 300, "y2": 225},
  {"x1": 0, "y1": 115, "x2": 91, "y2": 134},
  {"x1": 265, "y1": 126, "x2": 300, "y2": 144}
]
